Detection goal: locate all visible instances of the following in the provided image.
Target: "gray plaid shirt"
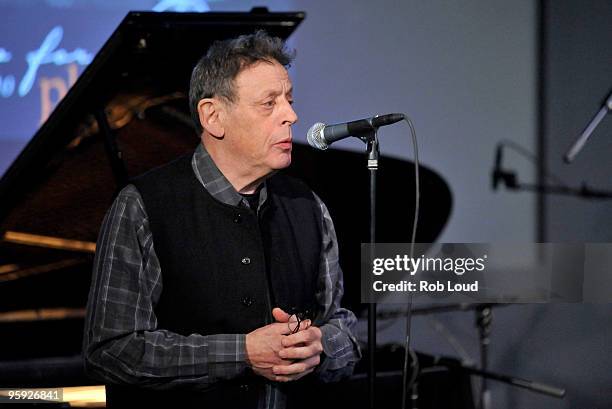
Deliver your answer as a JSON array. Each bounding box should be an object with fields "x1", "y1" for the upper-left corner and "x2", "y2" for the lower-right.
[{"x1": 83, "y1": 143, "x2": 361, "y2": 408}]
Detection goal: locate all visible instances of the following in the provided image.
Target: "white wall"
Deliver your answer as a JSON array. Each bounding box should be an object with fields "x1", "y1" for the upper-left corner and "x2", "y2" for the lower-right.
[{"x1": 286, "y1": 0, "x2": 536, "y2": 244}]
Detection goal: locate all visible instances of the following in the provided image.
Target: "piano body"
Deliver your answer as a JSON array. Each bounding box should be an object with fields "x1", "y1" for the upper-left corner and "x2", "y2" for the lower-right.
[{"x1": 0, "y1": 8, "x2": 455, "y2": 407}]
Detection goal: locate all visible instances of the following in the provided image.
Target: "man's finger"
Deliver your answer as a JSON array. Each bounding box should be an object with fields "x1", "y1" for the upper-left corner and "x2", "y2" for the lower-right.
[
  {"x1": 281, "y1": 326, "x2": 321, "y2": 347},
  {"x1": 298, "y1": 319, "x2": 311, "y2": 330},
  {"x1": 288, "y1": 317, "x2": 314, "y2": 334},
  {"x1": 272, "y1": 307, "x2": 291, "y2": 323},
  {"x1": 268, "y1": 321, "x2": 295, "y2": 336},
  {"x1": 253, "y1": 357, "x2": 294, "y2": 369},
  {"x1": 275, "y1": 367, "x2": 314, "y2": 383},
  {"x1": 272, "y1": 355, "x2": 320, "y2": 376},
  {"x1": 279, "y1": 343, "x2": 322, "y2": 360},
  {"x1": 281, "y1": 330, "x2": 309, "y2": 347}
]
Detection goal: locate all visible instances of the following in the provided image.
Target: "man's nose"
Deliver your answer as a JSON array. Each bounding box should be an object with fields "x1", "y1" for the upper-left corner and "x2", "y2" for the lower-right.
[{"x1": 282, "y1": 100, "x2": 298, "y2": 125}]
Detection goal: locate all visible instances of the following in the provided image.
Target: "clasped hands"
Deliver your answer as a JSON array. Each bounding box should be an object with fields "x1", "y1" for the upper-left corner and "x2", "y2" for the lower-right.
[{"x1": 245, "y1": 307, "x2": 323, "y2": 382}]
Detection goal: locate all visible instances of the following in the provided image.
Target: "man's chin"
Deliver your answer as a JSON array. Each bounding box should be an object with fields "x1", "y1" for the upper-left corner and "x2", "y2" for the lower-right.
[{"x1": 271, "y1": 153, "x2": 292, "y2": 170}]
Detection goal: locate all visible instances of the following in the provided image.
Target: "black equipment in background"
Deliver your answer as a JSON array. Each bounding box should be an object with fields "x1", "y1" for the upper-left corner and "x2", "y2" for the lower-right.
[{"x1": 491, "y1": 140, "x2": 612, "y2": 199}]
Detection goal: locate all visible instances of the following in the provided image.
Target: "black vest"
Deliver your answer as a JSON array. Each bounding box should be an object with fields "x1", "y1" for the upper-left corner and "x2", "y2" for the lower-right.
[{"x1": 105, "y1": 154, "x2": 322, "y2": 408}]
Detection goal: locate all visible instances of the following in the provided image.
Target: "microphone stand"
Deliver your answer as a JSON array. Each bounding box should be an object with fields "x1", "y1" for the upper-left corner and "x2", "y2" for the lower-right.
[
  {"x1": 311, "y1": 114, "x2": 407, "y2": 408},
  {"x1": 363, "y1": 117, "x2": 416, "y2": 409},
  {"x1": 476, "y1": 304, "x2": 493, "y2": 409},
  {"x1": 376, "y1": 305, "x2": 566, "y2": 403},
  {"x1": 432, "y1": 357, "x2": 566, "y2": 399},
  {"x1": 564, "y1": 90, "x2": 612, "y2": 163},
  {"x1": 365, "y1": 130, "x2": 379, "y2": 409},
  {"x1": 495, "y1": 168, "x2": 612, "y2": 199},
  {"x1": 492, "y1": 141, "x2": 612, "y2": 199}
]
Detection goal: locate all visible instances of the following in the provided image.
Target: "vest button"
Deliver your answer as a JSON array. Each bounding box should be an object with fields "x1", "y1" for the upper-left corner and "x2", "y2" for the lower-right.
[
  {"x1": 241, "y1": 257, "x2": 251, "y2": 265},
  {"x1": 233, "y1": 213, "x2": 242, "y2": 223},
  {"x1": 241, "y1": 296, "x2": 254, "y2": 307},
  {"x1": 239, "y1": 384, "x2": 249, "y2": 392}
]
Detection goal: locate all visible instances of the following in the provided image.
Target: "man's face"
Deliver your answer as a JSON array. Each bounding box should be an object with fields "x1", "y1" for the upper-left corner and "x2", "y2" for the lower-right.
[{"x1": 220, "y1": 60, "x2": 297, "y2": 174}]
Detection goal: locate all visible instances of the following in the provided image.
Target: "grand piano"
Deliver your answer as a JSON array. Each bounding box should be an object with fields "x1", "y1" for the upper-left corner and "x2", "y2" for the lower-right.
[{"x1": 0, "y1": 8, "x2": 456, "y2": 407}]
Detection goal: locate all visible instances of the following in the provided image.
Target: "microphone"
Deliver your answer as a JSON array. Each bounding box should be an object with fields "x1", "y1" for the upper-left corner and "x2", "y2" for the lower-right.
[
  {"x1": 307, "y1": 113, "x2": 404, "y2": 150},
  {"x1": 492, "y1": 144, "x2": 503, "y2": 190},
  {"x1": 491, "y1": 143, "x2": 517, "y2": 190}
]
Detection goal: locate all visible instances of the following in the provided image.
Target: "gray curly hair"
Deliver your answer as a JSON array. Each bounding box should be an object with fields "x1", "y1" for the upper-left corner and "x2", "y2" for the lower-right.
[{"x1": 189, "y1": 30, "x2": 295, "y2": 134}]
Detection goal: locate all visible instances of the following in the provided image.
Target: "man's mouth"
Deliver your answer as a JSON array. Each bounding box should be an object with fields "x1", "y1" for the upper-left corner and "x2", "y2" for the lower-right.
[{"x1": 274, "y1": 139, "x2": 292, "y2": 150}]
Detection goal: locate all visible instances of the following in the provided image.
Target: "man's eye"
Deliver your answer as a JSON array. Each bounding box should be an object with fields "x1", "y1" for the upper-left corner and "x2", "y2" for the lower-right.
[{"x1": 263, "y1": 100, "x2": 275, "y2": 107}]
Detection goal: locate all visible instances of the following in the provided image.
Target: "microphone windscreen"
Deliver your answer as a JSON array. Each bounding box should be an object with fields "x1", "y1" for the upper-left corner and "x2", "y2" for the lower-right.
[{"x1": 307, "y1": 122, "x2": 328, "y2": 150}]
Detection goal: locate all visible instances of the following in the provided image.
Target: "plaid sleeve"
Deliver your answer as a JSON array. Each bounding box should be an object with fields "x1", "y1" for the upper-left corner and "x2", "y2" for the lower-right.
[
  {"x1": 311, "y1": 193, "x2": 362, "y2": 382},
  {"x1": 83, "y1": 184, "x2": 249, "y2": 389}
]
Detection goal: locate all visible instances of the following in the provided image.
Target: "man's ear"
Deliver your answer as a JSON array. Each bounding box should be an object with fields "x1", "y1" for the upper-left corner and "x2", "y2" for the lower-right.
[{"x1": 197, "y1": 98, "x2": 225, "y2": 138}]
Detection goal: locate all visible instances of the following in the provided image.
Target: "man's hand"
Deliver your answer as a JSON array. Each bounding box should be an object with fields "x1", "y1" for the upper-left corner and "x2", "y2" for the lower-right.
[
  {"x1": 245, "y1": 308, "x2": 301, "y2": 381},
  {"x1": 246, "y1": 307, "x2": 322, "y2": 382},
  {"x1": 273, "y1": 323, "x2": 323, "y2": 382}
]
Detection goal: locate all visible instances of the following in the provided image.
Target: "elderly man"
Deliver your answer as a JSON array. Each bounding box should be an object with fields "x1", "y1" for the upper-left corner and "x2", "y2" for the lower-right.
[{"x1": 83, "y1": 31, "x2": 360, "y2": 408}]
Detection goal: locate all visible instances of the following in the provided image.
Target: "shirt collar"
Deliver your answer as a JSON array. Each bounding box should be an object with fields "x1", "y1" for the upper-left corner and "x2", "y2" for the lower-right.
[{"x1": 191, "y1": 143, "x2": 268, "y2": 210}]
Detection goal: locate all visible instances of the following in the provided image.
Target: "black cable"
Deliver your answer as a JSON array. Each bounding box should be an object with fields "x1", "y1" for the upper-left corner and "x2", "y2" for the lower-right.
[{"x1": 401, "y1": 115, "x2": 420, "y2": 409}]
